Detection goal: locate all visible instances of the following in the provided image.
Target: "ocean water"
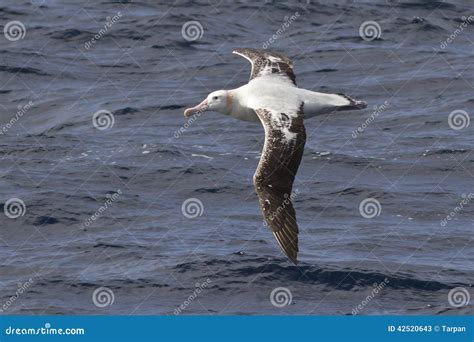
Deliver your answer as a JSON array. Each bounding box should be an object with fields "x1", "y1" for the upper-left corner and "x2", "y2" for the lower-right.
[{"x1": 0, "y1": 0, "x2": 473, "y2": 315}]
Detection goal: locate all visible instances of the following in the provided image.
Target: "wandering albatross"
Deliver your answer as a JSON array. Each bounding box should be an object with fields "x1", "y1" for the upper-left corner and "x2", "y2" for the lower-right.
[{"x1": 184, "y1": 48, "x2": 367, "y2": 264}]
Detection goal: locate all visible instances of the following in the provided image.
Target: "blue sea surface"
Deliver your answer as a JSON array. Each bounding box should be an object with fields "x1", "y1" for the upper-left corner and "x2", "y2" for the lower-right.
[{"x1": 0, "y1": 0, "x2": 473, "y2": 315}]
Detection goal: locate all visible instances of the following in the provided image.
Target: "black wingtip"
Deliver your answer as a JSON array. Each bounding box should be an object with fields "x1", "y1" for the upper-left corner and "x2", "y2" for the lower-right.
[
  {"x1": 337, "y1": 93, "x2": 368, "y2": 110},
  {"x1": 352, "y1": 99, "x2": 368, "y2": 109}
]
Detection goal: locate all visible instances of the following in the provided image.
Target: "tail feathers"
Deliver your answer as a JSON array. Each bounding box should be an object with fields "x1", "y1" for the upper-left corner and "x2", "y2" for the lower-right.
[{"x1": 336, "y1": 93, "x2": 367, "y2": 111}]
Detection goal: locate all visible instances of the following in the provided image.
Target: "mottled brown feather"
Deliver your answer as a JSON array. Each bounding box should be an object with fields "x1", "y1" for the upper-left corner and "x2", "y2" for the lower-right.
[
  {"x1": 233, "y1": 48, "x2": 297, "y2": 86},
  {"x1": 253, "y1": 104, "x2": 306, "y2": 264}
]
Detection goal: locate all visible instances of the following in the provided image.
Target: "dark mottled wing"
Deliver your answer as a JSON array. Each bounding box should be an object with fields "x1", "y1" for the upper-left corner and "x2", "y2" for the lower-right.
[
  {"x1": 233, "y1": 48, "x2": 296, "y2": 86},
  {"x1": 253, "y1": 105, "x2": 306, "y2": 264}
]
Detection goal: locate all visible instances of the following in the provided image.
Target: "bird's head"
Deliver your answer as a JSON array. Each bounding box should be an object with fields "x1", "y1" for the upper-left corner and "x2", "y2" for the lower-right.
[{"x1": 184, "y1": 90, "x2": 231, "y2": 117}]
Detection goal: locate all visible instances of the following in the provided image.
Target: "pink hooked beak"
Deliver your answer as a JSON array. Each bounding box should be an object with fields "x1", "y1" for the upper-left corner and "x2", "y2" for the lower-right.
[{"x1": 184, "y1": 99, "x2": 208, "y2": 117}]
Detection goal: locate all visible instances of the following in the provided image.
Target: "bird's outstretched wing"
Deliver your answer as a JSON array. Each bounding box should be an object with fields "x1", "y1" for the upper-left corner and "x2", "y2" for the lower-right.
[
  {"x1": 233, "y1": 48, "x2": 296, "y2": 86},
  {"x1": 253, "y1": 104, "x2": 306, "y2": 264}
]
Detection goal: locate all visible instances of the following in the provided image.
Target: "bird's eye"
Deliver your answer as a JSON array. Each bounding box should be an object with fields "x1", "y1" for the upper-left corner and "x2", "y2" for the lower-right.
[{"x1": 213, "y1": 96, "x2": 218, "y2": 100}]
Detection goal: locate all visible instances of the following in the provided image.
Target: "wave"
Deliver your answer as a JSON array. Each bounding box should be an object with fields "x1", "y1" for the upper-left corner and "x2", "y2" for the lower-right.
[
  {"x1": 49, "y1": 29, "x2": 91, "y2": 41},
  {"x1": 173, "y1": 257, "x2": 462, "y2": 291},
  {"x1": 0, "y1": 65, "x2": 49, "y2": 76}
]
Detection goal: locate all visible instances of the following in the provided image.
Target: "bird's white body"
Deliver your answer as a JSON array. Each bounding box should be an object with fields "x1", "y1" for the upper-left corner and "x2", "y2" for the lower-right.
[{"x1": 230, "y1": 76, "x2": 353, "y2": 122}]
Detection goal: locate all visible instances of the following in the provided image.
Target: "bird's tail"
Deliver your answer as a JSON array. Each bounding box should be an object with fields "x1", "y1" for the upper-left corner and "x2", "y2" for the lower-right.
[{"x1": 336, "y1": 93, "x2": 367, "y2": 111}]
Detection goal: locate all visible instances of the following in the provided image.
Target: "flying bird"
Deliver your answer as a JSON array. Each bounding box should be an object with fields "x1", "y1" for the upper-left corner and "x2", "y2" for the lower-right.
[{"x1": 184, "y1": 48, "x2": 367, "y2": 264}]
